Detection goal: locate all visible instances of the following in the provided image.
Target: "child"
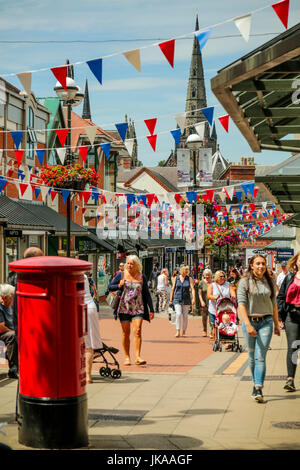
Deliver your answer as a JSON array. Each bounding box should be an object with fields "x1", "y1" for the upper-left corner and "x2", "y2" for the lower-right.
[{"x1": 218, "y1": 313, "x2": 238, "y2": 335}]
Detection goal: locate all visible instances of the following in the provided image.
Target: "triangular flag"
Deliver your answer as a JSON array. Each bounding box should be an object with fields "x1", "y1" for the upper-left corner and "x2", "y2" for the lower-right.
[
  {"x1": 201, "y1": 107, "x2": 214, "y2": 126},
  {"x1": 234, "y1": 14, "x2": 252, "y2": 43},
  {"x1": 41, "y1": 186, "x2": 49, "y2": 201},
  {"x1": 272, "y1": 0, "x2": 289, "y2": 29},
  {"x1": 78, "y1": 146, "x2": 89, "y2": 163},
  {"x1": 19, "y1": 183, "x2": 29, "y2": 197},
  {"x1": 115, "y1": 123, "x2": 128, "y2": 142},
  {"x1": 144, "y1": 118, "x2": 157, "y2": 135},
  {"x1": 194, "y1": 122, "x2": 206, "y2": 139},
  {"x1": 87, "y1": 58, "x2": 103, "y2": 85},
  {"x1": 61, "y1": 189, "x2": 71, "y2": 203},
  {"x1": 206, "y1": 189, "x2": 215, "y2": 202},
  {"x1": 11, "y1": 131, "x2": 24, "y2": 149},
  {"x1": 0, "y1": 179, "x2": 8, "y2": 192},
  {"x1": 124, "y1": 139, "x2": 134, "y2": 157},
  {"x1": 186, "y1": 191, "x2": 197, "y2": 204},
  {"x1": 85, "y1": 126, "x2": 97, "y2": 146},
  {"x1": 36, "y1": 149, "x2": 45, "y2": 166},
  {"x1": 34, "y1": 187, "x2": 41, "y2": 199},
  {"x1": 218, "y1": 191, "x2": 227, "y2": 203},
  {"x1": 147, "y1": 135, "x2": 157, "y2": 152},
  {"x1": 170, "y1": 129, "x2": 181, "y2": 146},
  {"x1": 235, "y1": 190, "x2": 242, "y2": 202},
  {"x1": 101, "y1": 143, "x2": 111, "y2": 160},
  {"x1": 254, "y1": 187, "x2": 258, "y2": 198},
  {"x1": 14, "y1": 150, "x2": 24, "y2": 166},
  {"x1": 146, "y1": 194, "x2": 155, "y2": 206},
  {"x1": 51, "y1": 66, "x2": 67, "y2": 91},
  {"x1": 158, "y1": 39, "x2": 175, "y2": 68},
  {"x1": 173, "y1": 113, "x2": 186, "y2": 132},
  {"x1": 17, "y1": 72, "x2": 32, "y2": 94},
  {"x1": 218, "y1": 115, "x2": 229, "y2": 133},
  {"x1": 56, "y1": 148, "x2": 66, "y2": 164},
  {"x1": 123, "y1": 49, "x2": 141, "y2": 72},
  {"x1": 50, "y1": 190, "x2": 58, "y2": 202},
  {"x1": 195, "y1": 29, "x2": 211, "y2": 50},
  {"x1": 80, "y1": 191, "x2": 91, "y2": 205},
  {"x1": 56, "y1": 129, "x2": 69, "y2": 147}
]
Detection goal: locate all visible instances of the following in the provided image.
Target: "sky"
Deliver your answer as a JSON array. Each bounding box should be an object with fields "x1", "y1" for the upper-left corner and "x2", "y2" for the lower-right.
[{"x1": 0, "y1": 0, "x2": 300, "y2": 168}]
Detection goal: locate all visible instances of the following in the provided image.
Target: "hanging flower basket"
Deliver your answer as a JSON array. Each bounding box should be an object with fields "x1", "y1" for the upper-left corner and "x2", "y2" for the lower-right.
[
  {"x1": 211, "y1": 226, "x2": 242, "y2": 247},
  {"x1": 40, "y1": 164, "x2": 99, "y2": 190}
]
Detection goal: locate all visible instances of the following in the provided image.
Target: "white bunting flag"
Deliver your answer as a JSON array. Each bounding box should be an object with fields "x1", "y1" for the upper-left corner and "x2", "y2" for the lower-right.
[
  {"x1": 234, "y1": 14, "x2": 252, "y2": 43},
  {"x1": 124, "y1": 138, "x2": 135, "y2": 157},
  {"x1": 123, "y1": 49, "x2": 141, "y2": 72},
  {"x1": 194, "y1": 121, "x2": 205, "y2": 139},
  {"x1": 226, "y1": 186, "x2": 235, "y2": 201},
  {"x1": 17, "y1": 72, "x2": 32, "y2": 94},
  {"x1": 173, "y1": 113, "x2": 186, "y2": 132},
  {"x1": 85, "y1": 126, "x2": 98, "y2": 146},
  {"x1": 56, "y1": 148, "x2": 67, "y2": 164},
  {"x1": 41, "y1": 186, "x2": 49, "y2": 202},
  {"x1": 218, "y1": 190, "x2": 227, "y2": 203}
]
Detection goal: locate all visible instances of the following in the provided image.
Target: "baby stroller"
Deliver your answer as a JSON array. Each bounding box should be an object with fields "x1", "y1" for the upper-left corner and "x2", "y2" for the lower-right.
[
  {"x1": 213, "y1": 297, "x2": 243, "y2": 353},
  {"x1": 93, "y1": 343, "x2": 122, "y2": 379}
]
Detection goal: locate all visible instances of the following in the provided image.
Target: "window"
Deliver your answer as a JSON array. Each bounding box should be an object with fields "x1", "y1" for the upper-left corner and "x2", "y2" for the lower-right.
[{"x1": 27, "y1": 106, "x2": 36, "y2": 160}]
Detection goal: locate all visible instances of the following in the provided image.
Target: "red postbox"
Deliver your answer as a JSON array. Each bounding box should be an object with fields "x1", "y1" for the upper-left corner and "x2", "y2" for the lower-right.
[{"x1": 9, "y1": 256, "x2": 92, "y2": 449}]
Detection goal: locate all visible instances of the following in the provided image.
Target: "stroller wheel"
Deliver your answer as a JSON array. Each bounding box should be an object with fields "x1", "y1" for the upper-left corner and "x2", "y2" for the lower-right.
[
  {"x1": 99, "y1": 367, "x2": 106, "y2": 377},
  {"x1": 111, "y1": 369, "x2": 122, "y2": 379},
  {"x1": 105, "y1": 367, "x2": 111, "y2": 377}
]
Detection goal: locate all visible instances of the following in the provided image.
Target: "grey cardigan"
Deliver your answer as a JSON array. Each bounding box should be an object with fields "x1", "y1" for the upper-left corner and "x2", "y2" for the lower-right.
[{"x1": 237, "y1": 276, "x2": 276, "y2": 316}]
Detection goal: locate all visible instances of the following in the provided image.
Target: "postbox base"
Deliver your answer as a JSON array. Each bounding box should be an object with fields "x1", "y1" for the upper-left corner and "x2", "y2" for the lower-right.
[{"x1": 18, "y1": 394, "x2": 88, "y2": 449}]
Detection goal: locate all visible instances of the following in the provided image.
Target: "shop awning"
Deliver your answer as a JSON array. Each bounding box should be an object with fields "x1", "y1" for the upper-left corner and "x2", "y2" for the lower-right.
[
  {"x1": 211, "y1": 23, "x2": 300, "y2": 153},
  {"x1": 0, "y1": 195, "x2": 55, "y2": 232}
]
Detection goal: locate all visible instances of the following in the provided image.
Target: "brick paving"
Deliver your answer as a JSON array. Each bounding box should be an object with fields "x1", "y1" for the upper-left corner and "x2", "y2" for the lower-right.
[{"x1": 95, "y1": 313, "x2": 214, "y2": 374}]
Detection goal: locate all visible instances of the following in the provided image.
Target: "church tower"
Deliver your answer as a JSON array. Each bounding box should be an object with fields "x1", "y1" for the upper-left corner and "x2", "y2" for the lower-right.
[
  {"x1": 164, "y1": 15, "x2": 218, "y2": 167},
  {"x1": 82, "y1": 78, "x2": 92, "y2": 121}
]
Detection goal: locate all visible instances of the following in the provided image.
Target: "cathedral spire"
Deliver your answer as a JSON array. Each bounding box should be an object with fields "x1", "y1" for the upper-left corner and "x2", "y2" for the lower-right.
[
  {"x1": 184, "y1": 15, "x2": 208, "y2": 138},
  {"x1": 82, "y1": 78, "x2": 91, "y2": 120}
]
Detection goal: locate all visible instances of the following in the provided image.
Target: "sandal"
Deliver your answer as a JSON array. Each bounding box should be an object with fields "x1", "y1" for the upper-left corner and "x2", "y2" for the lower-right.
[
  {"x1": 135, "y1": 359, "x2": 147, "y2": 365},
  {"x1": 202, "y1": 332, "x2": 207, "y2": 337},
  {"x1": 124, "y1": 358, "x2": 131, "y2": 366}
]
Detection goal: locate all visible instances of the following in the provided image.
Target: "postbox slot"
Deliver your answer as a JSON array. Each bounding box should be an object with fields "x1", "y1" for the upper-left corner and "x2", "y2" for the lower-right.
[
  {"x1": 76, "y1": 282, "x2": 85, "y2": 291},
  {"x1": 78, "y1": 304, "x2": 88, "y2": 337},
  {"x1": 16, "y1": 281, "x2": 48, "y2": 299}
]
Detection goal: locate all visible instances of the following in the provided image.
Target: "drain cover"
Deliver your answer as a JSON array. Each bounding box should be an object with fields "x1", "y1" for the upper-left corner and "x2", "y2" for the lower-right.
[
  {"x1": 272, "y1": 422, "x2": 300, "y2": 430},
  {"x1": 88, "y1": 409, "x2": 146, "y2": 421}
]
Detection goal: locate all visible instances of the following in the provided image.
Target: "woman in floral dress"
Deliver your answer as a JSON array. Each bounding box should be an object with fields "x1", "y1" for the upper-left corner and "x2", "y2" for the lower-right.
[{"x1": 108, "y1": 255, "x2": 154, "y2": 366}]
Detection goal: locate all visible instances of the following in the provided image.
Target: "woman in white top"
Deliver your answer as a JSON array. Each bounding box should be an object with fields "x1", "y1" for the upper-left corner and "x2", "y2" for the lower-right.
[
  {"x1": 84, "y1": 273, "x2": 103, "y2": 384},
  {"x1": 156, "y1": 268, "x2": 169, "y2": 312},
  {"x1": 207, "y1": 270, "x2": 236, "y2": 340}
]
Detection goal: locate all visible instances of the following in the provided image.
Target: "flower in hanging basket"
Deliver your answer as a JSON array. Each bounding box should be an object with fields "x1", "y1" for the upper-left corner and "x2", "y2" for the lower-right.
[{"x1": 40, "y1": 164, "x2": 99, "y2": 189}]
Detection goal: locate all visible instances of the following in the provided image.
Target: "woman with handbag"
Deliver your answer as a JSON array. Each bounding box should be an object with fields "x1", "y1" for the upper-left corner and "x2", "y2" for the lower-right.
[
  {"x1": 238, "y1": 255, "x2": 280, "y2": 402},
  {"x1": 207, "y1": 270, "x2": 236, "y2": 341},
  {"x1": 277, "y1": 252, "x2": 300, "y2": 392},
  {"x1": 198, "y1": 268, "x2": 213, "y2": 337},
  {"x1": 108, "y1": 255, "x2": 154, "y2": 366},
  {"x1": 169, "y1": 265, "x2": 195, "y2": 338}
]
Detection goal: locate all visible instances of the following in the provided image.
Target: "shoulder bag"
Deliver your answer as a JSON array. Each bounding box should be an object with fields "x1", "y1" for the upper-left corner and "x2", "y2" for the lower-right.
[{"x1": 106, "y1": 273, "x2": 124, "y2": 310}]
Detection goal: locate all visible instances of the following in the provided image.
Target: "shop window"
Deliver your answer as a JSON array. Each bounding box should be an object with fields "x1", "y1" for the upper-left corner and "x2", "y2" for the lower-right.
[
  {"x1": 27, "y1": 107, "x2": 36, "y2": 160},
  {"x1": 6, "y1": 237, "x2": 19, "y2": 282}
]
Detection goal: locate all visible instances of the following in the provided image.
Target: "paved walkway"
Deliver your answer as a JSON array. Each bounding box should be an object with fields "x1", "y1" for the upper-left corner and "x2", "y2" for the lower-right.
[{"x1": 0, "y1": 306, "x2": 300, "y2": 450}]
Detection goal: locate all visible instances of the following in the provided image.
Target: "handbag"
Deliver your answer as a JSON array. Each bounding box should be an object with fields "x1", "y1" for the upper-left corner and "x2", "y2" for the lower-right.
[
  {"x1": 106, "y1": 273, "x2": 124, "y2": 310},
  {"x1": 289, "y1": 306, "x2": 300, "y2": 323}
]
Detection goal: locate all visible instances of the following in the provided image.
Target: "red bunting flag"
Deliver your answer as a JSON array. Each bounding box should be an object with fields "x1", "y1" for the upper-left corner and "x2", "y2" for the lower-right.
[
  {"x1": 80, "y1": 191, "x2": 91, "y2": 205},
  {"x1": 206, "y1": 189, "x2": 215, "y2": 202},
  {"x1": 78, "y1": 146, "x2": 89, "y2": 162},
  {"x1": 201, "y1": 194, "x2": 209, "y2": 203},
  {"x1": 272, "y1": 0, "x2": 289, "y2": 29},
  {"x1": 144, "y1": 118, "x2": 157, "y2": 135},
  {"x1": 174, "y1": 193, "x2": 181, "y2": 205},
  {"x1": 19, "y1": 183, "x2": 29, "y2": 196},
  {"x1": 158, "y1": 39, "x2": 175, "y2": 68},
  {"x1": 249, "y1": 203, "x2": 256, "y2": 212},
  {"x1": 50, "y1": 190, "x2": 58, "y2": 202},
  {"x1": 147, "y1": 134, "x2": 157, "y2": 151},
  {"x1": 82, "y1": 208, "x2": 86, "y2": 215},
  {"x1": 51, "y1": 66, "x2": 67, "y2": 91},
  {"x1": 218, "y1": 115, "x2": 229, "y2": 133},
  {"x1": 56, "y1": 129, "x2": 69, "y2": 147},
  {"x1": 15, "y1": 150, "x2": 24, "y2": 166},
  {"x1": 253, "y1": 187, "x2": 258, "y2": 198}
]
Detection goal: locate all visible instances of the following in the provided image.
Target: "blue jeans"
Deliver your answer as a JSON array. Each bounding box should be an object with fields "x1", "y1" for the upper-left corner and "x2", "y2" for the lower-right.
[{"x1": 242, "y1": 316, "x2": 273, "y2": 388}]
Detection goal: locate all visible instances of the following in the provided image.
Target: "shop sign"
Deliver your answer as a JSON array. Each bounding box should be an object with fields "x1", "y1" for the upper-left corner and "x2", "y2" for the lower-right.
[
  {"x1": 277, "y1": 248, "x2": 294, "y2": 261},
  {"x1": 139, "y1": 251, "x2": 148, "y2": 258},
  {"x1": 4, "y1": 229, "x2": 22, "y2": 237}
]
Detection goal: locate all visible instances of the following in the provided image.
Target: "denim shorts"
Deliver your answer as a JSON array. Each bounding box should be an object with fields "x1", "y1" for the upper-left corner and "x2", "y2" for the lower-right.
[{"x1": 119, "y1": 313, "x2": 144, "y2": 323}]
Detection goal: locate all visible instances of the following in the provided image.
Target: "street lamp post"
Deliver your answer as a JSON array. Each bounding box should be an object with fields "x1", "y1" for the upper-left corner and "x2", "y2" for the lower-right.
[
  {"x1": 54, "y1": 75, "x2": 83, "y2": 257},
  {"x1": 186, "y1": 133, "x2": 202, "y2": 277}
]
